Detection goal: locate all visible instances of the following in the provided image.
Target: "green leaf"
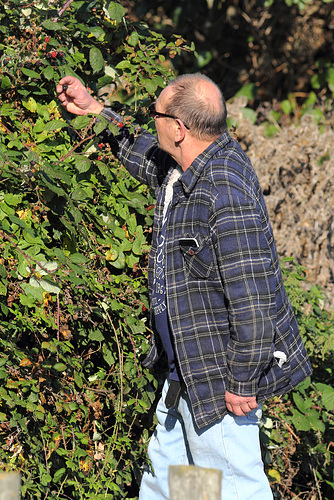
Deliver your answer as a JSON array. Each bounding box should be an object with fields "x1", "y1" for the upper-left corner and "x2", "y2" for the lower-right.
[
  {"x1": 17, "y1": 259, "x2": 30, "y2": 278},
  {"x1": 235, "y1": 83, "x2": 257, "y2": 101},
  {"x1": 0, "y1": 280, "x2": 7, "y2": 296},
  {"x1": 71, "y1": 186, "x2": 89, "y2": 200},
  {"x1": 22, "y1": 97, "x2": 38, "y2": 112},
  {"x1": 71, "y1": 115, "x2": 91, "y2": 130},
  {"x1": 292, "y1": 392, "x2": 306, "y2": 413},
  {"x1": 110, "y1": 249, "x2": 125, "y2": 269},
  {"x1": 116, "y1": 60, "x2": 132, "y2": 71},
  {"x1": 69, "y1": 253, "x2": 87, "y2": 264},
  {"x1": 43, "y1": 65, "x2": 54, "y2": 81},
  {"x1": 36, "y1": 261, "x2": 58, "y2": 274},
  {"x1": 241, "y1": 107, "x2": 257, "y2": 124},
  {"x1": 44, "y1": 120, "x2": 67, "y2": 131},
  {"x1": 90, "y1": 47, "x2": 104, "y2": 74},
  {"x1": 74, "y1": 371, "x2": 83, "y2": 389},
  {"x1": 106, "y1": 246, "x2": 119, "y2": 262},
  {"x1": 89, "y1": 26, "x2": 105, "y2": 40},
  {"x1": 41, "y1": 473, "x2": 52, "y2": 486},
  {"x1": 39, "y1": 278, "x2": 61, "y2": 294},
  {"x1": 53, "y1": 363, "x2": 66, "y2": 372},
  {"x1": 128, "y1": 32, "x2": 139, "y2": 47},
  {"x1": 97, "y1": 75, "x2": 114, "y2": 89},
  {"x1": 315, "y1": 383, "x2": 334, "y2": 411},
  {"x1": 67, "y1": 206, "x2": 83, "y2": 224},
  {"x1": 308, "y1": 409, "x2": 325, "y2": 433},
  {"x1": 21, "y1": 67, "x2": 40, "y2": 79},
  {"x1": 29, "y1": 275, "x2": 61, "y2": 294},
  {"x1": 53, "y1": 467, "x2": 66, "y2": 483},
  {"x1": 107, "y1": 1, "x2": 125, "y2": 23},
  {"x1": 4, "y1": 192, "x2": 20, "y2": 205},
  {"x1": 0, "y1": 103, "x2": 18, "y2": 116},
  {"x1": 75, "y1": 156, "x2": 91, "y2": 173},
  {"x1": 1, "y1": 76, "x2": 12, "y2": 89},
  {"x1": 291, "y1": 409, "x2": 311, "y2": 431},
  {"x1": 281, "y1": 99, "x2": 292, "y2": 114},
  {"x1": 43, "y1": 19, "x2": 64, "y2": 30},
  {"x1": 89, "y1": 329, "x2": 104, "y2": 342},
  {"x1": 94, "y1": 119, "x2": 108, "y2": 135}
]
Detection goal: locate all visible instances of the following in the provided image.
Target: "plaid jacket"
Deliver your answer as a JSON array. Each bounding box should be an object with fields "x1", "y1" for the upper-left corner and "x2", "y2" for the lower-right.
[{"x1": 101, "y1": 108, "x2": 312, "y2": 429}]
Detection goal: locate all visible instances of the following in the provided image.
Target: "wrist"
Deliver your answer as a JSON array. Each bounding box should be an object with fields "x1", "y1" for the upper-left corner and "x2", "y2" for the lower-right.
[{"x1": 87, "y1": 101, "x2": 104, "y2": 115}]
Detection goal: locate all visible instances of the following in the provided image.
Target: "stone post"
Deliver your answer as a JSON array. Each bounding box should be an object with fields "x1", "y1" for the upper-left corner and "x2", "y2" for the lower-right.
[
  {"x1": 169, "y1": 465, "x2": 222, "y2": 500},
  {"x1": 0, "y1": 472, "x2": 21, "y2": 500}
]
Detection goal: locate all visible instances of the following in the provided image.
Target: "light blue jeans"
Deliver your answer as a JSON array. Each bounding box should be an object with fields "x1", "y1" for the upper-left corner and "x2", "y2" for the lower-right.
[{"x1": 139, "y1": 378, "x2": 273, "y2": 500}]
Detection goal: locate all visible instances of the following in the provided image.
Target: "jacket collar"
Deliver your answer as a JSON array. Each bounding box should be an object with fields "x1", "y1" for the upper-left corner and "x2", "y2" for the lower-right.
[{"x1": 177, "y1": 132, "x2": 232, "y2": 196}]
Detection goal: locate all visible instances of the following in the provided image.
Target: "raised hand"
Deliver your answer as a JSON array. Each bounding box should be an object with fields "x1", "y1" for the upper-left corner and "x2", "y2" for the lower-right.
[{"x1": 56, "y1": 76, "x2": 104, "y2": 116}]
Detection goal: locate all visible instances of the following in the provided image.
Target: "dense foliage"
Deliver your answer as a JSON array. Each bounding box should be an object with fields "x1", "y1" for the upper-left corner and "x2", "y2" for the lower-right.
[
  {"x1": 0, "y1": 1, "x2": 193, "y2": 498},
  {"x1": 0, "y1": 1, "x2": 333, "y2": 499}
]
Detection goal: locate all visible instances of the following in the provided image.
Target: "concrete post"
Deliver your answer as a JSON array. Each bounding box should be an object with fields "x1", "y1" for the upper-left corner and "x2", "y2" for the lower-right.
[
  {"x1": 169, "y1": 465, "x2": 222, "y2": 500},
  {"x1": 0, "y1": 472, "x2": 21, "y2": 500}
]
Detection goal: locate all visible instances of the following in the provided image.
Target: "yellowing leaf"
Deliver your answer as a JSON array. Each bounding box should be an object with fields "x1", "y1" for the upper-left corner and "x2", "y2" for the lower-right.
[
  {"x1": 19, "y1": 358, "x2": 33, "y2": 367},
  {"x1": 43, "y1": 291, "x2": 52, "y2": 306},
  {"x1": 106, "y1": 247, "x2": 118, "y2": 261},
  {"x1": 17, "y1": 209, "x2": 29, "y2": 220},
  {"x1": 268, "y1": 469, "x2": 281, "y2": 483},
  {"x1": 80, "y1": 459, "x2": 89, "y2": 472},
  {"x1": 23, "y1": 97, "x2": 38, "y2": 113}
]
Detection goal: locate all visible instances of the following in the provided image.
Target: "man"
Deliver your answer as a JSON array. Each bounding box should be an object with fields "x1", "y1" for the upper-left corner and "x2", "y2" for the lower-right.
[{"x1": 57, "y1": 73, "x2": 311, "y2": 499}]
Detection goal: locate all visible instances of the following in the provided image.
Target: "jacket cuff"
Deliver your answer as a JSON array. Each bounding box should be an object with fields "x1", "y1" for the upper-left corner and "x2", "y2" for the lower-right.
[
  {"x1": 99, "y1": 108, "x2": 125, "y2": 129},
  {"x1": 227, "y1": 376, "x2": 258, "y2": 397}
]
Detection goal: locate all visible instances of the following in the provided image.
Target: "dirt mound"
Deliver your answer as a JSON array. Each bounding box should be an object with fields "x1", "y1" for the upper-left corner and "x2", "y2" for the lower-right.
[{"x1": 228, "y1": 98, "x2": 334, "y2": 308}]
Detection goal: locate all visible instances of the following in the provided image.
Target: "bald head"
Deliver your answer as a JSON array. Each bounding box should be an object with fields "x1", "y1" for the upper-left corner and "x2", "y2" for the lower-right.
[{"x1": 163, "y1": 73, "x2": 227, "y2": 141}]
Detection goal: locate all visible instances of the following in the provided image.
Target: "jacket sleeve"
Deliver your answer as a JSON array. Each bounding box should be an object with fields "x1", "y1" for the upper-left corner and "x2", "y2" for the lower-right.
[
  {"x1": 99, "y1": 108, "x2": 175, "y2": 190},
  {"x1": 211, "y1": 180, "x2": 278, "y2": 397}
]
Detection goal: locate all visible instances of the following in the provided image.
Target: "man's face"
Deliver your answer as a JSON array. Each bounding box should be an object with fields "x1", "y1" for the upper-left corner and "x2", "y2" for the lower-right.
[{"x1": 154, "y1": 87, "x2": 176, "y2": 156}]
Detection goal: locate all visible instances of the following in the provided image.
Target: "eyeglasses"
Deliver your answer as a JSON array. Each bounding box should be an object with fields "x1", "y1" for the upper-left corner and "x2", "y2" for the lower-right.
[{"x1": 148, "y1": 103, "x2": 190, "y2": 130}]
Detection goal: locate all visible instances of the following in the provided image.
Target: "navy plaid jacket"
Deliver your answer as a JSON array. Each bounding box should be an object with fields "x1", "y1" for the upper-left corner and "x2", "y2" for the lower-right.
[{"x1": 101, "y1": 108, "x2": 311, "y2": 429}]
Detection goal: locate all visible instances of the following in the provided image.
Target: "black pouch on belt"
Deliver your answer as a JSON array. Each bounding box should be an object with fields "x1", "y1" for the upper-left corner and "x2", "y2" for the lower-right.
[{"x1": 165, "y1": 380, "x2": 182, "y2": 409}]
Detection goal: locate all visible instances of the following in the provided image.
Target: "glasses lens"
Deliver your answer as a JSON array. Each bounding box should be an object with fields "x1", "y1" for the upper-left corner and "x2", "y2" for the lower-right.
[{"x1": 148, "y1": 103, "x2": 156, "y2": 117}]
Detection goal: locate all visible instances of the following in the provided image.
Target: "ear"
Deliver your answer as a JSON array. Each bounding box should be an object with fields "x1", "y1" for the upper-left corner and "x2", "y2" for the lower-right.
[{"x1": 174, "y1": 119, "x2": 186, "y2": 143}]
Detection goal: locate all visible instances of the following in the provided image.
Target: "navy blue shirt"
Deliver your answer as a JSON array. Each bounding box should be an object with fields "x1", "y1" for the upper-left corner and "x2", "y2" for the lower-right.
[
  {"x1": 151, "y1": 205, "x2": 179, "y2": 381},
  {"x1": 151, "y1": 170, "x2": 181, "y2": 381}
]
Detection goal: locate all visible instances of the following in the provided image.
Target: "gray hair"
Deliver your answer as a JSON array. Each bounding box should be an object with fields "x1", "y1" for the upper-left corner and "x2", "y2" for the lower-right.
[{"x1": 164, "y1": 73, "x2": 227, "y2": 140}]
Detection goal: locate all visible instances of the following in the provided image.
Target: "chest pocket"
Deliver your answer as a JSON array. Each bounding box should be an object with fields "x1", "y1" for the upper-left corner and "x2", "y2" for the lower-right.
[{"x1": 179, "y1": 234, "x2": 216, "y2": 280}]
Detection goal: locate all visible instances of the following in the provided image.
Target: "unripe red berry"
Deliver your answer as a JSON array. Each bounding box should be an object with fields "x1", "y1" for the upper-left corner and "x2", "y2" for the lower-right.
[
  {"x1": 97, "y1": 156, "x2": 102, "y2": 161},
  {"x1": 44, "y1": 36, "x2": 50, "y2": 43},
  {"x1": 51, "y1": 51, "x2": 57, "y2": 58},
  {"x1": 98, "y1": 143, "x2": 103, "y2": 149}
]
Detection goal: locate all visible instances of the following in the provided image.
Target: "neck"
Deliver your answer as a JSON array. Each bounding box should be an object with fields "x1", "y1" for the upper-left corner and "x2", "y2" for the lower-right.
[{"x1": 177, "y1": 137, "x2": 219, "y2": 171}]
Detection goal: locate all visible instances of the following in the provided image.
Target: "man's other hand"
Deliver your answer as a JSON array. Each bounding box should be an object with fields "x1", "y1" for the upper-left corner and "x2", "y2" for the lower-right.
[
  {"x1": 225, "y1": 390, "x2": 258, "y2": 416},
  {"x1": 56, "y1": 76, "x2": 104, "y2": 116}
]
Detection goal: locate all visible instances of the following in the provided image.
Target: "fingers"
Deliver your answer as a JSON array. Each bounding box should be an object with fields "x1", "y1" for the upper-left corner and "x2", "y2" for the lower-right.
[
  {"x1": 56, "y1": 77, "x2": 83, "y2": 112},
  {"x1": 56, "y1": 76, "x2": 76, "y2": 95},
  {"x1": 56, "y1": 76, "x2": 104, "y2": 115},
  {"x1": 225, "y1": 390, "x2": 258, "y2": 416},
  {"x1": 59, "y1": 75, "x2": 79, "y2": 87},
  {"x1": 227, "y1": 401, "x2": 258, "y2": 416},
  {"x1": 226, "y1": 403, "x2": 254, "y2": 416}
]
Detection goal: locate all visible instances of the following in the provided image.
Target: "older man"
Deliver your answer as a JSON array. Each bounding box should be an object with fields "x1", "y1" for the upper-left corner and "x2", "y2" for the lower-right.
[{"x1": 57, "y1": 73, "x2": 311, "y2": 500}]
